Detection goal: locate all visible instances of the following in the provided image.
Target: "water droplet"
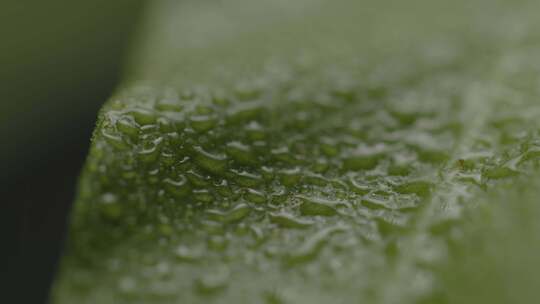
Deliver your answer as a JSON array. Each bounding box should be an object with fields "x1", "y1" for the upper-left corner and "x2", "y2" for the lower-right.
[
  {"x1": 214, "y1": 179, "x2": 233, "y2": 197},
  {"x1": 116, "y1": 117, "x2": 139, "y2": 139},
  {"x1": 361, "y1": 197, "x2": 390, "y2": 210},
  {"x1": 284, "y1": 225, "x2": 347, "y2": 265},
  {"x1": 190, "y1": 114, "x2": 217, "y2": 132},
  {"x1": 155, "y1": 98, "x2": 182, "y2": 112},
  {"x1": 226, "y1": 101, "x2": 263, "y2": 124},
  {"x1": 269, "y1": 212, "x2": 314, "y2": 229},
  {"x1": 193, "y1": 189, "x2": 214, "y2": 203},
  {"x1": 206, "y1": 203, "x2": 251, "y2": 224},
  {"x1": 320, "y1": 141, "x2": 339, "y2": 157},
  {"x1": 226, "y1": 141, "x2": 258, "y2": 165},
  {"x1": 297, "y1": 195, "x2": 343, "y2": 216},
  {"x1": 193, "y1": 146, "x2": 227, "y2": 175},
  {"x1": 246, "y1": 121, "x2": 266, "y2": 141},
  {"x1": 138, "y1": 137, "x2": 163, "y2": 163},
  {"x1": 158, "y1": 117, "x2": 176, "y2": 133},
  {"x1": 279, "y1": 167, "x2": 302, "y2": 187},
  {"x1": 230, "y1": 169, "x2": 263, "y2": 187},
  {"x1": 272, "y1": 146, "x2": 298, "y2": 164},
  {"x1": 129, "y1": 108, "x2": 157, "y2": 125},
  {"x1": 243, "y1": 188, "x2": 266, "y2": 204},
  {"x1": 348, "y1": 177, "x2": 370, "y2": 195},
  {"x1": 102, "y1": 128, "x2": 129, "y2": 150},
  {"x1": 163, "y1": 175, "x2": 190, "y2": 198},
  {"x1": 186, "y1": 169, "x2": 211, "y2": 187},
  {"x1": 394, "y1": 180, "x2": 433, "y2": 198},
  {"x1": 303, "y1": 173, "x2": 329, "y2": 187}
]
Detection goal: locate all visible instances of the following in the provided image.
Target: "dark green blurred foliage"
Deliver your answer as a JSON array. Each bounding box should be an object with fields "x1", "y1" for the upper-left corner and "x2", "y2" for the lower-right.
[
  {"x1": 0, "y1": 1, "x2": 144, "y2": 303},
  {"x1": 1, "y1": 1, "x2": 144, "y2": 169}
]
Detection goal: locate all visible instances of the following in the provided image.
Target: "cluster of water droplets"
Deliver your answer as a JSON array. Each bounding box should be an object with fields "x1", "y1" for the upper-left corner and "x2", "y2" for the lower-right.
[{"x1": 59, "y1": 49, "x2": 540, "y2": 303}]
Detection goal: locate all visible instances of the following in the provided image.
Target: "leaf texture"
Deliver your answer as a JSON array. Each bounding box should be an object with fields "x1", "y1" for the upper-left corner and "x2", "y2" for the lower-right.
[{"x1": 53, "y1": 1, "x2": 540, "y2": 303}]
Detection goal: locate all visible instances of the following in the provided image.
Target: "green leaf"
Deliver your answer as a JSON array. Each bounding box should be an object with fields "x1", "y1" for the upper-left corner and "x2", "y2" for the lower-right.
[{"x1": 53, "y1": 1, "x2": 540, "y2": 303}]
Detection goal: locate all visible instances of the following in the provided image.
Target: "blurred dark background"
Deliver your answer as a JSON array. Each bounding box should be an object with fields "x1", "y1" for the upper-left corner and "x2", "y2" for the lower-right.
[{"x1": 1, "y1": 1, "x2": 144, "y2": 303}]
